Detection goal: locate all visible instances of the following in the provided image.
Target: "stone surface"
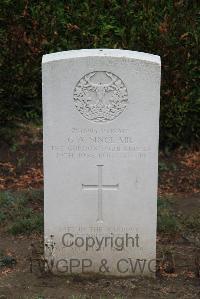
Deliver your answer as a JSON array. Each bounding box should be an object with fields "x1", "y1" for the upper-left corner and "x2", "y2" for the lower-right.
[{"x1": 42, "y1": 49, "x2": 161, "y2": 276}]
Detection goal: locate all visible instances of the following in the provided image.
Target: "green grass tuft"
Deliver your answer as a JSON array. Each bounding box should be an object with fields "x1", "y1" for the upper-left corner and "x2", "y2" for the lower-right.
[
  {"x1": 0, "y1": 189, "x2": 43, "y2": 235},
  {"x1": 9, "y1": 214, "x2": 43, "y2": 235},
  {"x1": 157, "y1": 197, "x2": 180, "y2": 234}
]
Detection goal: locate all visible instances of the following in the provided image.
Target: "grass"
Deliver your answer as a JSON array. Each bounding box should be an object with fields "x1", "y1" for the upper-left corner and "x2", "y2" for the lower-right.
[
  {"x1": 157, "y1": 197, "x2": 181, "y2": 234},
  {"x1": 0, "y1": 248, "x2": 17, "y2": 268},
  {"x1": 181, "y1": 212, "x2": 200, "y2": 232},
  {"x1": 0, "y1": 190, "x2": 199, "y2": 236},
  {"x1": 158, "y1": 196, "x2": 200, "y2": 235},
  {"x1": 0, "y1": 189, "x2": 43, "y2": 235},
  {"x1": 9, "y1": 214, "x2": 43, "y2": 235}
]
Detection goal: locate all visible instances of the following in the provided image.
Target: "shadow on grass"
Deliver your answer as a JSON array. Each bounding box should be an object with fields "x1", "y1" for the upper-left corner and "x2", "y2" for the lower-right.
[
  {"x1": 158, "y1": 196, "x2": 200, "y2": 235},
  {"x1": 0, "y1": 190, "x2": 200, "y2": 237},
  {"x1": 0, "y1": 189, "x2": 43, "y2": 235}
]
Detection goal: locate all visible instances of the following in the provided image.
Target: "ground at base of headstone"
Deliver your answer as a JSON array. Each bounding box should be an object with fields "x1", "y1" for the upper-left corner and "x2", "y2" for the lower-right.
[
  {"x1": 0, "y1": 232, "x2": 200, "y2": 299},
  {"x1": 0, "y1": 192, "x2": 200, "y2": 299}
]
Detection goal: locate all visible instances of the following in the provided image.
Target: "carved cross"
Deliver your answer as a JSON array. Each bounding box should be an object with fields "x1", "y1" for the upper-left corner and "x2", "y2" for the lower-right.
[{"x1": 82, "y1": 165, "x2": 119, "y2": 223}]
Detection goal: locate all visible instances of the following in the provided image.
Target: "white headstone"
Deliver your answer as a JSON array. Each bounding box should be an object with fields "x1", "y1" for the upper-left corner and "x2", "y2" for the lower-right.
[{"x1": 42, "y1": 49, "x2": 161, "y2": 276}]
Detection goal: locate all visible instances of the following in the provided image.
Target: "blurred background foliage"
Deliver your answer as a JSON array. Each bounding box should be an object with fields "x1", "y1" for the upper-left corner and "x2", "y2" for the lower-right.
[{"x1": 1, "y1": 0, "x2": 199, "y2": 148}]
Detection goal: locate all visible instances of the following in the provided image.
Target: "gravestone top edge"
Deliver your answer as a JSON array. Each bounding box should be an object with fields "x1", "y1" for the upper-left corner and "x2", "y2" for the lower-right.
[{"x1": 42, "y1": 49, "x2": 161, "y2": 65}]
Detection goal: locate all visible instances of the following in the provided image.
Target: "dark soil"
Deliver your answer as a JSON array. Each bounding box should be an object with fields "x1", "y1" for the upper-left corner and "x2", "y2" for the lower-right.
[
  {"x1": 0, "y1": 194, "x2": 200, "y2": 299},
  {"x1": 0, "y1": 232, "x2": 200, "y2": 298}
]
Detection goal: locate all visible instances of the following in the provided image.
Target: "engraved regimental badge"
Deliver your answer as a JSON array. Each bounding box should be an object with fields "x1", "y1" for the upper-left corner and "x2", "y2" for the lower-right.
[{"x1": 74, "y1": 71, "x2": 128, "y2": 122}]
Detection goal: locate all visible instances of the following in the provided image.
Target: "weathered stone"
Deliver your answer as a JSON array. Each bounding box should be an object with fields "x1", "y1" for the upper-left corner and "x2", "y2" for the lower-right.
[{"x1": 42, "y1": 49, "x2": 161, "y2": 276}]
